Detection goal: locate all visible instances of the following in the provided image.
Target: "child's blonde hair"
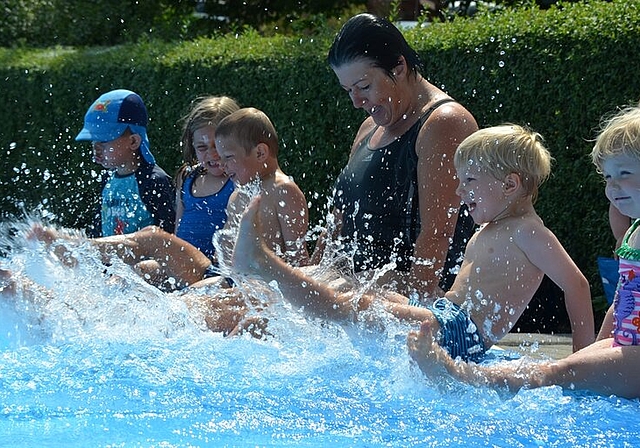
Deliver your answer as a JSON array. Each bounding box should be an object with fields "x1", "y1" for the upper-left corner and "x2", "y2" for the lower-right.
[
  {"x1": 454, "y1": 124, "x2": 552, "y2": 199},
  {"x1": 591, "y1": 106, "x2": 640, "y2": 171},
  {"x1": 215, "y1": 107, "x2": 279, "y2": 157}
]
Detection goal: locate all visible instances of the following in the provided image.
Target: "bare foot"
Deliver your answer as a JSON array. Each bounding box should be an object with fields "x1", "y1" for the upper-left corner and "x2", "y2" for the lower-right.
[
  {"x1": 231, "y1": 195, "x2": 270, "y2": 276},
  {"x1": 25, "y1": 224, "x2": 79, "y2": 267}
]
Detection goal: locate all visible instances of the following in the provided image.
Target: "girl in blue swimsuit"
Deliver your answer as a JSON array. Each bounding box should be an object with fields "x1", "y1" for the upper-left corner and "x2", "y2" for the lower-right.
[{"x1": 175, "y1": 96, "x2": 240, "y2": 262}]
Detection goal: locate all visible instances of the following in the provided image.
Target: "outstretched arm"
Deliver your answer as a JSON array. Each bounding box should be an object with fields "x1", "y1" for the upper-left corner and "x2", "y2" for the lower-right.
[
  {"x1": 515, "y1": 222, "x2": 594, "y2": 351},
  {"x1": 275, "y1": 183, "x2": 310, "y2": 267}
]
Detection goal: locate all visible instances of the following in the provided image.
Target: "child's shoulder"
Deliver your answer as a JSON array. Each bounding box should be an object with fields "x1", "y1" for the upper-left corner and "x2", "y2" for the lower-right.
[
  {"x1": 500, "y1": 212, "x2": 547, "y2": 238},
  {"x1": 137, "y1": 162, "x2": 172, "y2": 181},
  {"x1": 267, "y1": 170, "x2": 305, "y2": 196}
]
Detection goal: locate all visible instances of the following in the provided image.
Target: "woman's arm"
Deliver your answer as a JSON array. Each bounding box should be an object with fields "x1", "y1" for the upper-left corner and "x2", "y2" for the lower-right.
[{"x1": 406, "y1": 102, "x2": 478, "y2": 296}]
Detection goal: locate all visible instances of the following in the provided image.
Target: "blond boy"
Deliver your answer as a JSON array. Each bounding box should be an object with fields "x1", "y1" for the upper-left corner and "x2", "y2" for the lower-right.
[
  {"x1": 230, "y1": 124, "x2": 594, "y2": 360},
  {"x1": 405, "y1": 108, "x2": 640, "y2": 399}
]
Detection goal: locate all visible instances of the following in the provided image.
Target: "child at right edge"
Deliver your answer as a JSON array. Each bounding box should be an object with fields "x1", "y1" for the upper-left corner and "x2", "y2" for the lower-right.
[{"x1": 407, "y1": 106, "x2": 640, "y2": 399}]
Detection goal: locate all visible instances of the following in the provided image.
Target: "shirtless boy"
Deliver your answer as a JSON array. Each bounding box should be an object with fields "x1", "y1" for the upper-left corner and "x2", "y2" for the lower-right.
[
  {"x1": 406, "y1": 107, "x2": 640, "y2": 399},
  {"x1": 230, "y1": 124, "x2": 595, "y2": 360},
  {"x1": 211, "y1": 107, "x2": 310, "y2": 270}
]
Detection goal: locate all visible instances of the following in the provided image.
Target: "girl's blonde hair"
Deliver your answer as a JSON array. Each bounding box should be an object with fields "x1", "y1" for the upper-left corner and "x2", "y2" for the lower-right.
[
  {"x1": 454, "y1": 124, "x2": 552, "y2": 200},
  {"x1": 591, "y1": 106, "x2": 640, "y2": 171},
  {"x1": 175, "y1": 96, "x2": 240, "y2": 183},
  {"x1": 179, "y1": 96, "x2": 241, "y2": 165}
]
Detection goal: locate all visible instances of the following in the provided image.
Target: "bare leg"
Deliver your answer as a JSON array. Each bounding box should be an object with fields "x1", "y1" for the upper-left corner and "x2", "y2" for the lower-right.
[
  {"x1": 231, "y1": 196, "x2": 359, "y2": 320},
  {"x1": 231, "y1": 196, "x2": 435, "y2": 324},
  {"x1": 29, "y1": 224, "x2": 211, "y2": 288},
  {"x1": 408, "y1": 322, "x2": 640, "y2": 399},
  {"x1": 0, "y1": 268, "x2": 15, "y2": 294},
  {"x1": 596, "y1": 304, "x2": 614, "y2": 341},
  {"x1": 0, "y1": 268, "x2": 54, "y2": 308}
]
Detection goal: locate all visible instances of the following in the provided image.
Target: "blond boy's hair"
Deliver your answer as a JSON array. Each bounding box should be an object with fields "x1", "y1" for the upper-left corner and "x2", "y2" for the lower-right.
[
  {"x1": 454, "y1": 124, "x2": 552, "y2": 199},
  {"x1": 591, "y1": 106, "x2": 640, "y2": 171},
  {"x1": 215, "y1": 107, "x2": 279, "y2": 157}
]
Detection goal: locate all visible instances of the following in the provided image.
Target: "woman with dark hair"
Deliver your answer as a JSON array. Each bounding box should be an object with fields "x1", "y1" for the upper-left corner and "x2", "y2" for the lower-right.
[{"x1": 315, "y1": 13, "x2": 478, "y2": 298}]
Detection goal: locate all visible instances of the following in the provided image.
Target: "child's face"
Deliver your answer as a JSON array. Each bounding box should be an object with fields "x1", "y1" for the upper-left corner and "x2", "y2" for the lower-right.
[
  {"x1": 192, "y1": 125, "x2": 225, "y2": 177},
  {"x1": 602, "y1": 153, "x2": 640, "y2": 219},
  {"x1": 215, "y1": 135, "x2": 260, "y2": 185},
  {"x1": 455, "y1": 163, "x2": 507, "y2": 224},
  {"x1": 92, "y1": 132, "x2": 137, "y2": 169}
]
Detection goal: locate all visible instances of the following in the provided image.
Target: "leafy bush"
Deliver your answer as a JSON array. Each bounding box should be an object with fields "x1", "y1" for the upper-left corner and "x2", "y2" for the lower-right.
[{"x1": 0, "y1": 0, "x2": 366, "y2": 47}]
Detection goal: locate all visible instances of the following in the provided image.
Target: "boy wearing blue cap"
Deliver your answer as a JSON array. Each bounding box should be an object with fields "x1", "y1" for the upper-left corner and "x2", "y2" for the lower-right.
[{"x1": 76, "y1": 89, "x2": 175, "y2": 236}]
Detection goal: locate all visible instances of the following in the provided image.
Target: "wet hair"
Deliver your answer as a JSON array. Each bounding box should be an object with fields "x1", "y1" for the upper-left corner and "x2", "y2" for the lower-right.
[
  {"x1": 179, "y1": 96, "x2": 240, "y2": 165},
  {"x1": 454, "y1": 124, "x2": 552, "y2": 199},
  {"x1": 591, "y1": 105, "x2": 640, "y2": 171},
  {"x1": 215, "y1": 107, "x2": 279, "y2": 157},
  {"x1": 327, "y1": 13, "x2": 422, "y2": 80}
]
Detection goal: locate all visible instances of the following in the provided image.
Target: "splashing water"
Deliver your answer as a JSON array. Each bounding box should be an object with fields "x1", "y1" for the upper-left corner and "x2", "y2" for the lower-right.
[{"x1": 0, "y1": 217, "x2": 639, "y2": 447}]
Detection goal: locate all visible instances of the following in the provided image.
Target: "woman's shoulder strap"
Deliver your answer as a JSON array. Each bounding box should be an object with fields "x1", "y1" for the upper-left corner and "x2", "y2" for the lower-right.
[{"x1": 419, "y1": 98, "x2": 457, "y2": 125}]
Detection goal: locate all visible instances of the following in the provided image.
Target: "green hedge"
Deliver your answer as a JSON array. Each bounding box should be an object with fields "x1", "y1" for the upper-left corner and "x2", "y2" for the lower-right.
[{"x1": 1, "y1": 0, "x2": 639, "y2": 314}]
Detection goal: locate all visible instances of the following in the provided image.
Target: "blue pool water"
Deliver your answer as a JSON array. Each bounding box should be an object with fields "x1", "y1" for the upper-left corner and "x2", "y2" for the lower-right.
[{"x1": 1, "y1": 226, "x2": 639, "y2": 447}]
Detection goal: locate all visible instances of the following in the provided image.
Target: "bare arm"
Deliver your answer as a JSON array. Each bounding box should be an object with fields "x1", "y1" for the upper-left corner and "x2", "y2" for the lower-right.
[
  {"x1": 275, "y1": 182, "x2": 310, "y2": 267},
  {"x1": 515, "y1": 221, "x2": 595, "y2": 352},
  {"x1": 405, "y1": 103, "x2": 478, "y2": 296},
  {"x1": 596, "y1": 303, "x2": 615, "y2": 341}
]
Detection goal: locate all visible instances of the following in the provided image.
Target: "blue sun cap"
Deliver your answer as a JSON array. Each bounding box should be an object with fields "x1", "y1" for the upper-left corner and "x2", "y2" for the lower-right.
[{"x1": 75, "y1": 89, "x2": 155, "y2": 165}]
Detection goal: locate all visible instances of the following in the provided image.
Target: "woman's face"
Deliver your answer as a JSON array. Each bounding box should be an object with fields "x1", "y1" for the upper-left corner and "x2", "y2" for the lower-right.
[{"x1": 332, "y1": 59, "x2": 399, "y2": 128}]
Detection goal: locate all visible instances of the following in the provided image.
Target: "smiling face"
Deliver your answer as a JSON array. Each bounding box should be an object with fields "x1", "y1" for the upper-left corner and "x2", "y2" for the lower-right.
[
  {"x1": 92, "y1": 130, "x2": 139, "y2": 174},
  {"x1": 332, "y1": 58, "x2": 400, "y2": 127},
  {"x1": 602, "y1": 153, "x2": 640, "y2": 219},
  {"x1": 192, "y1": 125, "x2": 224, "y2": 177},
  {"x1": 215, "y1": 135, "x2": 260, "y2": 185},
  {"x1": 455, "y1": 163, "x2": 508, "y2": 224}
]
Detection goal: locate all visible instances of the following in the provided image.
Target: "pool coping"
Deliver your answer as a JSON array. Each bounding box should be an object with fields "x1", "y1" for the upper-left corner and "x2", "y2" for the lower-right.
[{"x1": 497, "y1": 333, "x2": 573, "y2": 359}]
